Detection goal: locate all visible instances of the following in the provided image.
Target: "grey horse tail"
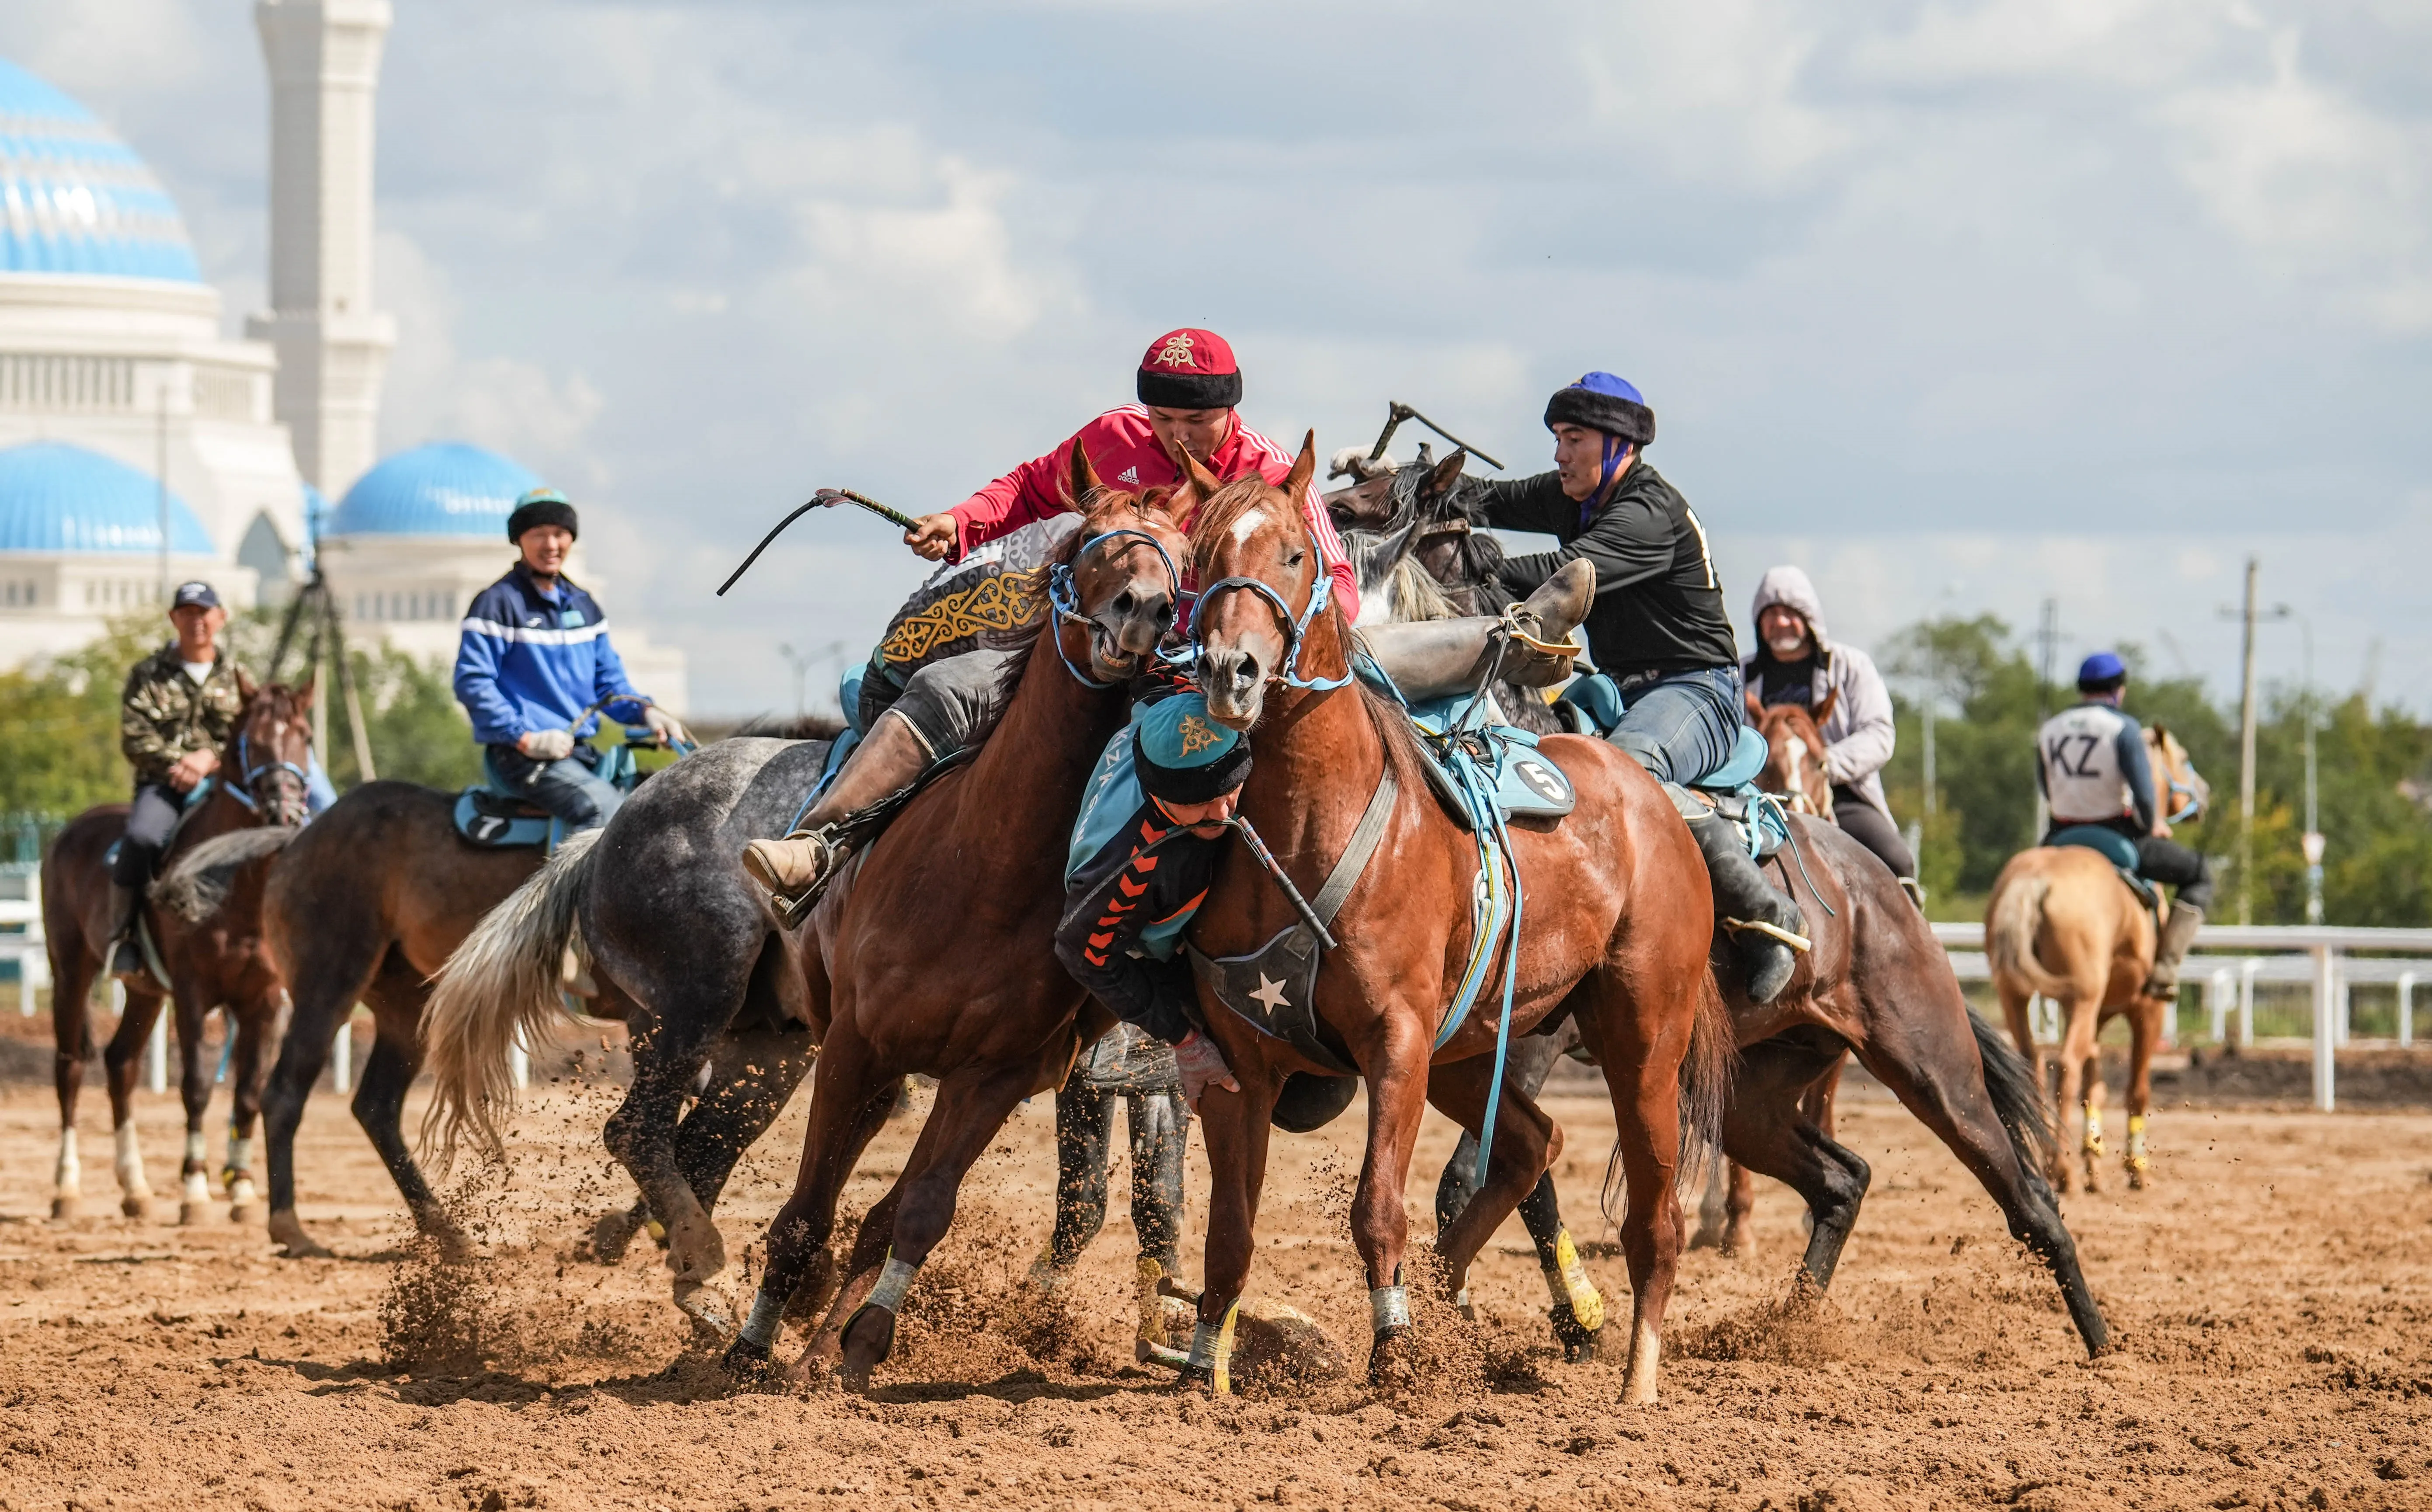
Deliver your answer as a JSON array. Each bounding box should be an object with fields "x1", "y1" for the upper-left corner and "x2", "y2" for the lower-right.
[
  {"x1": 1601, "y1": 972, "x2": 1739, "y2": 1232},
  {"x1": 1970, "y1": 1008, "x2": 2060, "y2": 1188},
  {"x1": 154, "y1": 826, "x2": 303, "y2": 923},
  {"x1": 419, "y1": 827, "x2": 604, "y2": 1171}
]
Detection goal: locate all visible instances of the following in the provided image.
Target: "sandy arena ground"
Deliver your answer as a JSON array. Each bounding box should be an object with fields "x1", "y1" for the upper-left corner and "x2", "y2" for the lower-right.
[{"x1": 0, "y1": 1063, "x2": 2428, "y2": 1512}]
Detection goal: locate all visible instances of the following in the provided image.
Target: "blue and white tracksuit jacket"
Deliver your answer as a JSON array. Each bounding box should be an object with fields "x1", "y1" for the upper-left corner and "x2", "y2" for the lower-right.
[{"x1": 452, "y1": 564, "x2": 646, "y2": 745}]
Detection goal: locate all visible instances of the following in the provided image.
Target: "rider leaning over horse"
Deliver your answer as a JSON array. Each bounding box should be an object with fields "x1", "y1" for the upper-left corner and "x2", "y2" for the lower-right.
[
  {"x1": 1458, "y1": 372, "x2": 1808, "y2": 1002},
  {"x1": 109, "y1": 581, "x2": 248, "y2": 978},
  {"x1": 740, "y1": 328, "x2": 1369, "y2": 912},
  {"x1": 452, "y1": 489, "x2": 678, "y2": 834},
  {"x1": 1742, "y1": 564, "x2": 1917, "y2": 888},
  {"x1": 2037, "y1": 652, "x2": 2212, "y2": 997}
]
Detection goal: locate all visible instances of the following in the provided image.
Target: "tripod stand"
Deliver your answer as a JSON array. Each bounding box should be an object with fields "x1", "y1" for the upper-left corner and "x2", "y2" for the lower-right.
[{"x1": 265, "y1": 567, "x2": 379, "y2": 782}]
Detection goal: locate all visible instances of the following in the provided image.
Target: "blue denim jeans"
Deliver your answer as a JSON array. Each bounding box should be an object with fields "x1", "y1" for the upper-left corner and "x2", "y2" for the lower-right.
[
  {"x1": 486, "y1": 743, "x2": 625, "y2": 832},
  {"x1": 1604, "y1": 664, "x2": 1745, "y2": 786}
]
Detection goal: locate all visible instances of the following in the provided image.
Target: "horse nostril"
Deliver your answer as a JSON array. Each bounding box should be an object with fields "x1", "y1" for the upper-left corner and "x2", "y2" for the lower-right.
[{"x1": 1114, "y1": 590, "x2": 1136, "y2": 614}]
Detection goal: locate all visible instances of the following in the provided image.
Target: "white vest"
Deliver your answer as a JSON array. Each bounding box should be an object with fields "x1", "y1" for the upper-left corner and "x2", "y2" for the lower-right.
[{"x1": 2038, "y1": 703, "x2": 2135, "y2": 825}]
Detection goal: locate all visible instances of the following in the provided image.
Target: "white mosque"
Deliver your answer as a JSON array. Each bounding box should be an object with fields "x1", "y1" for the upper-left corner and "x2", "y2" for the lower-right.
[{"x1": 0, "y1": 1, "x2": 684, "y2": 702}]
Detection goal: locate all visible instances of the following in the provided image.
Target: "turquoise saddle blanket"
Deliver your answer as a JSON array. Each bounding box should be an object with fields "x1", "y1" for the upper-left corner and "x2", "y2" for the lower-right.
[
  {"x1": 1405, "y1": 694, "x2": 1576, "y2": 825},
  {"x1": 1551, "y1": 672, "x2": 1788, "y2": 858},
  {"x1": 452, "y1": 741, "x2": 652, "y2": 851},
  {"x1": 2047, "y1": 823, "x2": 2157, "y2": 906}
]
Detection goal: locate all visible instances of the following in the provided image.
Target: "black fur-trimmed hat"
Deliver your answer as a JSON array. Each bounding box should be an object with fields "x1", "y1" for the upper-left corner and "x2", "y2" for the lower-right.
[
  {"x1": 1543, "y1": 372, "x2": 1655, "y2": 448},
  {"x1": 506, "y1": 487, "x2": 578, "y2": 542}
]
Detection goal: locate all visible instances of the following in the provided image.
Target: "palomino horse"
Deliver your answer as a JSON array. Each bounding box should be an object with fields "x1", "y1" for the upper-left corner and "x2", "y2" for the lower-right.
[
  {"x1": 1187, "y1": 437, "x2": 1726, "y2": 1404},
  {"x1": 1985, "y1": 726, "x2": 2207, "y2": 1193},
  {"x1": 424, "y1": 456, "x2": 1195, "y2": 1362},
  {"x1": 41, "y1": 680, "x2": 316, "y2": 1224}
]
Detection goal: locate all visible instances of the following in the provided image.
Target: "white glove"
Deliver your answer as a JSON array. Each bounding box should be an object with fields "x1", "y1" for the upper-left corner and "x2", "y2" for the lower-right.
[
  {"x1": 641, "y1": 705, "x2": 691, "y2": 747},
  {"x1": 1173, "y1": 1030, "x2": 1239, "y2": 1110},
  {"x1": 519, "y1": 728, "x2": 576, "y2": 761}
]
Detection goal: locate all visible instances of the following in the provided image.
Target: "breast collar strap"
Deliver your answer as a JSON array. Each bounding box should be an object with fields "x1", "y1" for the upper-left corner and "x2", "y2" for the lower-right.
[{"x1": 1046, "y1": 527, "x2": 1183, "y2": 690}]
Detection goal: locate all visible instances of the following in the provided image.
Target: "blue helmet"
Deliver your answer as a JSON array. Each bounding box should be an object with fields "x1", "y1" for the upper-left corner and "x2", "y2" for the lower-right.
[{"x1": 2077, "y1": 651, "x2": 2127, "y2": 689}]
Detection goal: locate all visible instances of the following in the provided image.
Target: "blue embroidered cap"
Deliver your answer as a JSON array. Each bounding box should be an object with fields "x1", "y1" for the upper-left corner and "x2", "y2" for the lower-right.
[{"x1": 1134, "y1": 692, "x2": 1251, "y2": 805}]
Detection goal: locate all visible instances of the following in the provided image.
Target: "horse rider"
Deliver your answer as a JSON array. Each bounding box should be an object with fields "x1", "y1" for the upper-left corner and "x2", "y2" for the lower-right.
[
  {"x1": 1459, "y1": 372, "x2": 1808, "y2": 1003},
  {"x1": 452, "y1": 488, "x2": 678, "y2": 834},
  {"x1": 1742, "y1": 564, "x2": 1919, "y2": 890},
  {"x1": 740, "y1": 327, "x2": 1363, "y2": 914},
  {"x1": 108, "y1": 581, "x2": 249, "y2": 978},
  {"x1": 2036, "y1": 652, "x2": 2212, "y2": 997}
]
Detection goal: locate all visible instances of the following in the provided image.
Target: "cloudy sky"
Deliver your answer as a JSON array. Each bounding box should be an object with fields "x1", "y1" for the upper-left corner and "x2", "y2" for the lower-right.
[{"x1": 7, "y1": 0, "x2": 2428, "y2": 713}]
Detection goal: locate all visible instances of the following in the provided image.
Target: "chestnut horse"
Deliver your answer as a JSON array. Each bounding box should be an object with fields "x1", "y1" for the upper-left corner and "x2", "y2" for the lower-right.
[
  {"x1": 1985, "y1": 726, "x2": 2207, "y2": 1193},
  {"x1": 423, "y1": 455, "x2": 1194, "y2": 1367},
  {"x1": 42, "y1": 680, "x2": 316, "y2": 1224},
  {"x1": 1186, "y1": 438, "x2": 1725, "y2": 1404}
]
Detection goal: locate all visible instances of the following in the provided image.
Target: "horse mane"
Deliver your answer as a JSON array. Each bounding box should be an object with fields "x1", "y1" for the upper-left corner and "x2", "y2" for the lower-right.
[
  {"x1": 1355, "y1": 678, "x2": 1432, "y2": 796},
  {"x1": 731, "y1": 712, "x2": 848, "y2": 741},
  {"x1": 155, "y1": 825, "x2": 302, "y2": 922}
]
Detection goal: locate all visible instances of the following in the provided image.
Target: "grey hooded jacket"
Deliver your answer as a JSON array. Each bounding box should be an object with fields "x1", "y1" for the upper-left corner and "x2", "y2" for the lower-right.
[{"x1": 1741, "y1": 564, "x2": 1897, "y2": 819}]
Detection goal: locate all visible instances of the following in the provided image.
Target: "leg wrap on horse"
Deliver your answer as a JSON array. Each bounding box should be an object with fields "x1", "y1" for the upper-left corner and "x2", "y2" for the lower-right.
[
  {"x1": 1184, "y1": 1299, "x2": 1241, "y2": 1394},
  {"x1": 863, "y1": 1254, "x2": 919, "y2": 1316},
  {"x1": 1370, "y1": 1284, "x2": 1414, "y2": 1334},
  {"x1": 738, "y1": 1286, "x2": 787, "y2": 1351}
]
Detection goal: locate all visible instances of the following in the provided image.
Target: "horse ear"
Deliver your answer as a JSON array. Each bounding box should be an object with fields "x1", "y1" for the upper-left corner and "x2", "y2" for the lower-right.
[
  {"x1": 1812, "y1": 686, "x2": 1839, "y2": 727},
  {"x1": 1427, "y1": 448, "x2": 1467, "y2": 498},
  {"x1": 294, "y1": 674, "x2": 317, "y2": 714},
  {"x1": 1743, "y1": 686, "x2": 1764, "y2": 721},
  {"x1": 1284, "y1": 431, "x2": 1317, "y2": 505},
  {"x1": 1069, "y1": 440, "x2": 1104, "y2": 507},
  {"x1": 1178, "y1": 446, "x2": 1223, "y2": 500},
  {"x1": 236, "y1": 667, "x2": 257, "y2": 702}
]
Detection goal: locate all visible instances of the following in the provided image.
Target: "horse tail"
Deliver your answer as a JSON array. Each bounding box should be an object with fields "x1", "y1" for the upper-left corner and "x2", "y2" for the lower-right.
[
  {"x1": 1600, "y1": 972, "x2": 1739, "y2": 1233},
  {"x1": 1986, "y1": 870, "x2": 2071, "y2": 1001},
  {"x1": 419, "y1": 828, "x2": 604, "y2": 1170},
  {"x1": 155, "y1": 826, "x2": 302, "y2": 923},
  {"x1": 1970, "y1": 1005, "x2": 2059, "y2": 1185}
]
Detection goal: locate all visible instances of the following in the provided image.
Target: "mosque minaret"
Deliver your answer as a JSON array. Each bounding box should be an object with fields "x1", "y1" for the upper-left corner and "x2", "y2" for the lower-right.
[{"x1": 249, "y1": 0, "x2": 397, "y2": 499}]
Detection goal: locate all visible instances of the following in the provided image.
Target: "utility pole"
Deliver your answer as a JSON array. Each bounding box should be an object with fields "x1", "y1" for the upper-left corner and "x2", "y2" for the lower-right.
[
  {"x1": 2299, "y1": 612, "x2": 2322, "y2": 926},
  {"x1": 2236, "y1": 557, "x2": 2260, "y2": 925},
  {"x1": 2033, "y1": 598, "x2": 2060, "y2": 722}
]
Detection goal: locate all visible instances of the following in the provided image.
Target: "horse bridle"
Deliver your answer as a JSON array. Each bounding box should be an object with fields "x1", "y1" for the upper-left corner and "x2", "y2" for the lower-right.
[
  {"x1": 1187, "y1": 507, "x2": 1352, "y2": 693},
  {"x1": 1046, "y1": 527, "x2": 1185, "y2": 689},
  {"x1": 224, "y1": 729, "x2": 311, "y2": 823}
]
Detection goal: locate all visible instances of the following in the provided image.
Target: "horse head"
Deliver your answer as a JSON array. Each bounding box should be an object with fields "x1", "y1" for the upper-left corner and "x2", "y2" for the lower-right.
[
  {"x1": 224, "y1": 676, "x2": 317, "y2": 828},
  {"x1": 2144, "y1": 723, "x2": 2208, "y2": 828},
  {"x1": 1188, "y1": 432, "x2": 1327, "y2": 730},
  {"x1": 1055, "y1": 440, "x2": 1195, "y2": 685},
  {"x1": 1744, "y1": 686, "x2": 1837, "y2": 820}
]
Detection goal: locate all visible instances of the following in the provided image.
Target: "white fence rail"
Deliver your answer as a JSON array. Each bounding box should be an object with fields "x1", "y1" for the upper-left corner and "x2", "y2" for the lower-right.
[{"x1": 1930, "y1": 921, "x2": 2432, "y2": 1112}]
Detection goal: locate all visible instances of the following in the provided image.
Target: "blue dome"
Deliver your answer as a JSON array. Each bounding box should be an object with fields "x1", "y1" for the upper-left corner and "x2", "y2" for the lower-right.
[
  {"x1": 0, "y1": 441, "x2": 213, "y2": 554},
  {"x1": 328, "y1": 442, "x2": 544, "y2": 539},
  {"x1": 0, "y1": 58, "x2": 202, "y2": 283}
]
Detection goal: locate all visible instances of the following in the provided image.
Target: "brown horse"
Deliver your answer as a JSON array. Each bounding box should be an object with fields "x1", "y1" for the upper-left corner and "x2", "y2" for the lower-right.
[
  {"x1": 420, "y1": 455, "x2": 1196, "y2": 1365},
  {"x1": 1186, "y1": 437, "x2": 1724, "y2": 1403},
  {"x1": 42, "y1": 680, "x2": 316, "y2": 1224},
  {"x1": 1985, "y1": 726, "x2": 2205, "y2": 1193}
]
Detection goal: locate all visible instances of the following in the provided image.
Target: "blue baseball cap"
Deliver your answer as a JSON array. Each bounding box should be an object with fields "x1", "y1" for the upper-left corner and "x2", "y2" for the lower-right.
[
  {"x1": 1134, "y1": 692, "x2": 1251, "y2": 806},
  {"x1": 2077, "y1": 651, "x2": 2126, "y2": 687},
  {"x1": 170, "y1": 580, "x2": 220, "y2": 612}
]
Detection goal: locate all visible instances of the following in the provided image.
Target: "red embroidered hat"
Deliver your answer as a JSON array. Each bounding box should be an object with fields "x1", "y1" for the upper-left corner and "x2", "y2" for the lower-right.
[{"x1": 1136, "y1": 327, "x2": 1242, "y2": 410}]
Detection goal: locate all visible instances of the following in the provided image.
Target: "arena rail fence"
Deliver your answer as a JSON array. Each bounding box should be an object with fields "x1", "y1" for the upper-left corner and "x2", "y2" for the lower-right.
[{"x1": 1930, "y1": 921, "x2": 2432, "y2": 1112}]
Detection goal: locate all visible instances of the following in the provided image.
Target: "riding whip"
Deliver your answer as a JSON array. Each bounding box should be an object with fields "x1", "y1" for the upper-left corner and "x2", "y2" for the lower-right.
[
  {"x1": 717, "y1": 490, "x2": 921, "y2": 596},
  {"x1": 1366, "y1": 402, "x2": 1505, "y2": 472},
  {"x1": 1226, "y1": 815, "x2": 1339, "y2": 951}
]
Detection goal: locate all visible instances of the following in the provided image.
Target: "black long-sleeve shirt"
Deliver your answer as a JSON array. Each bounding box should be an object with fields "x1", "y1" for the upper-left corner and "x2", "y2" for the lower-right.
[
  {"x1": 1465, "y1": 462, "x2": 1738, "y2": 676},
  {"x1": 1054, "y1": 800, "x2": 1225, "y2": 1046}
]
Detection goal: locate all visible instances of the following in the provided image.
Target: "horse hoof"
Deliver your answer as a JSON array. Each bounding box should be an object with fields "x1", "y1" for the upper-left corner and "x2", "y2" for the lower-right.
[
  {"x1": 121, "y1": 1195, "x2": 151, "y2": 1221},
  {"x1": 229, "y1": 1204, "x2": 257, "y2": 1225},
  {"x1": 837, "y1": 1305, "x2": 896, "y2": 1390},
  {"x1": 587, "y1": 1207, "x2": 646, "y2": 1265},
  {"x1": 1550, "y1": 1303, "x2": 1602, "y2": 1364},
  {"x1": 1366, "y1": 1326, "x2": 1419, "y2": 1392},
  {"x1": 179, "y1": 1202, "x2": 210, "y2": 1227},
  {"x1": 49, "y1": 1196, "x2": 80, "y2": 1224},
  {"x1": 1176, "y1": 1361, "x2": 1218, "y2": 1395},
  {"x1": 267, "y1": 1209, "x2": 335, "y2": 1259},
  {"x1": 720, "y1": 1335, "x2": 773, "y2": 1380},
  {"x1": 2124, "y1": 1159, "x2": 2150, "y2": 1192},
  {"x1": 674, "y1": 1281, "x2": 737, "y2": 1341}
]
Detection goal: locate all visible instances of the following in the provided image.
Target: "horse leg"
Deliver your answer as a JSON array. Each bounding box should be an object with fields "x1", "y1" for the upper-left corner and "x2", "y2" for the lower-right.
[
  {"x1": 1125, "y1": 1089, "x2": 1193, "y2": 1365},
  {"x1": 222, "y1": 994, "x2": 277, "y2": 1223},
  {"x1": 1189, "y1": 1060, "x2": 1281, "y2": 1396},
  {"x1": 48, "y1": 949, "x2": 98, "y2": 1222},
  {"x1": 1721, "y1": 1162, "x2": 1757, "y2": 1256},
  {"x1": 1045, "y1": 1081, "x2": 1114, "y2": 1277},
  {"x1": 2055, "y1": 998, "x2": 2102, "y2": 1193},
  {"x1": 1575, "y1": 972, "x2": 1695, "y2": 1406},
  {"x1": 725, "y1": 1032, "x2": 895, "y2": 1377},
  {"x1": 101, "y1": 988, "x2": 167, "y2": 1221},
  {"x1": 354, "y1": 991, "x2": 470, "y2": 1258},
  {"x1": 1350, "y1": 1014, "x2": 1437, "y2": 1389},
  {"x1": 2123, "y1": 998, "x2": 2159, "y2": 1190},
  {"x1": 670, "y1": 1024, "x2": 821, "y2": 1215},
  {"x1": 602, "y1": 1007, "x2": 737, "y2": 1327},
  {"x1": 1722, "y1": 1035, "x2": 1869, "y2": 1289},
  {"x1": 169, "y1": 993, "x2": 219, "y2": 1225},
  {"x1": 1425, "y1": 1057, "x2": 1591, "y2": 1356},
  {"x1": 261, "y1": 977, "x2": 360, "y2": 1259},
  {"x1": 1853, "y1": 1000, "x2": 2110, "y2": 1356},
  {"x1": 835, "y1": 1059, "x2": 1041, "y2": 1392}
]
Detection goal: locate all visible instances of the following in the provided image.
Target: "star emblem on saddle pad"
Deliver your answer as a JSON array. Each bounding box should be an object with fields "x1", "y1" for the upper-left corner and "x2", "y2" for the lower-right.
[
  {"x1": 1116, "y1": 466, "x2": 1140, "y2": 485},
  {"x1": 1249, "y1": 974, "x2": 1292, "y2": 1013},
  {"x1": 1176, "y1": 713, "x2": 1220, "y2": 757}
]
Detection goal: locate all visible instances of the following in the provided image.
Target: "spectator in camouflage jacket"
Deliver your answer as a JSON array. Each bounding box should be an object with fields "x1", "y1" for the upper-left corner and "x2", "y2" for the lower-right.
[{"x1": 108, "y1": 581, "x2": 250, "y2": 975}]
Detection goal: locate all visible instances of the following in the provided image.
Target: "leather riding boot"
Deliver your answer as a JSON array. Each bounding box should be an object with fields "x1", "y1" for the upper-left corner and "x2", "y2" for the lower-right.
[
  {"x1": 2143, "y1": 900, "x2": 2204, "y2": 998},
  {"x1": 1356, "y1": 560, "x2": 1595, "y2": 700},
  {"x1": 105, "y1": 882, "x2": 144, "y2": 979},
  {"x1": 740, "y1": 712, "x2": 933, "y2": 918},
  {"x1": 1682, "y1": 803, "x2": 1809, "y2": 1005}
]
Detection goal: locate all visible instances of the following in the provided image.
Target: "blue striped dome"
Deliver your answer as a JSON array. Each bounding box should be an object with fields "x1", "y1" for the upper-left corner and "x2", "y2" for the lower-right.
[
  {"x1": 0, "y1": 57, "x2": 202, "y2": 283},
  {"x1": 328, "y1": 442, "x2": 543, "y2": 539},
  {"x1": 0, "y1": 441, "x2": 213, "y2": 554}
]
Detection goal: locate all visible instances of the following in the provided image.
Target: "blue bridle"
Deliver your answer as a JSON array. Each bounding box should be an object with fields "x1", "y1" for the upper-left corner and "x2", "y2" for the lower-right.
[
  {"x1": 1186, "y1": 511, "x2": 1351, "y2": 693},
  {"x1": 222, "y1": 729, "x2": 311, "y2": 819},
  {"x1": 1046, "y1": 527, "x2": 1184, "y2": 689}
]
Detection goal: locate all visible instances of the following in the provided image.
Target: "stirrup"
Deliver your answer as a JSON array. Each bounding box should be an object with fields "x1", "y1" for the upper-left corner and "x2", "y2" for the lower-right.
[
  {"x1": 749, "y1": 830, "x2": 843, "y2": 927},
  {"x1": 1722, "y1": 917, "x2": 1812, "y2": 953}
]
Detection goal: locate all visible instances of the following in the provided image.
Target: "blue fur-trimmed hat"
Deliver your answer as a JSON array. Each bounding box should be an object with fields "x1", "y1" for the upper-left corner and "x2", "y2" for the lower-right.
[
  {"x1": 1544, "y1": 372, "x2": 1656, "y2": 448},
  {"x1": 1134, "y1": 692, "x2": 1252, "y2": 806},
  {"x1": 506, "y1": 487, "x2": 578, "y2": 543}
]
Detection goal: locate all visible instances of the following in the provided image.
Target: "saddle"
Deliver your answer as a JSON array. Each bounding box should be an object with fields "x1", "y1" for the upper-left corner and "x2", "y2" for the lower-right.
[
  {"x1": 1557, "y1": 674, "x2": 1789, "y2": 859},
  {"x1": 2047, "y1": 824, "x2": 2160, "y2": 910}
]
